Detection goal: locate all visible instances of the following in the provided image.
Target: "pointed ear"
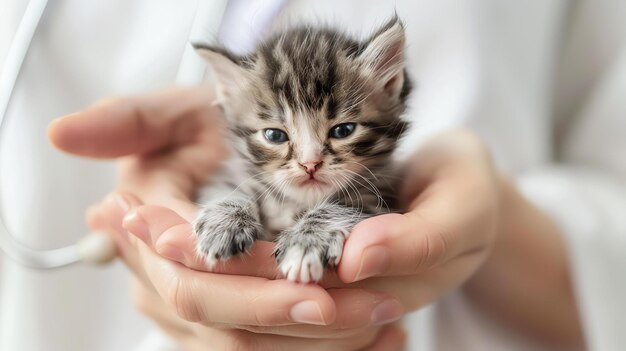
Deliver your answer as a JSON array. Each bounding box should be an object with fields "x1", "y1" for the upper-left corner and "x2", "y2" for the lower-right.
[
  {"x1": 193, "y1": 44, "x2": 249, "y2": 101},
  {"x1": 357, "y1": 17, "x2": 406, "y2": 97}
]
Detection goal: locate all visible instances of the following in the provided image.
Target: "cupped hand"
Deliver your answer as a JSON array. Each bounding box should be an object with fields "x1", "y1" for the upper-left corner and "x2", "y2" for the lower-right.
[
  {"x1": 87, "y1": 193, "x2": 405, "y2": 351},
  {"x1": 49, "y1": 87, "x2": 406, "y2": 350},
  {"x1": 338, "y1": 130, "x2": 501, "y2": 305},
  {"x1": 130, "y1": 128, "x2": 502, "y2": 314}
]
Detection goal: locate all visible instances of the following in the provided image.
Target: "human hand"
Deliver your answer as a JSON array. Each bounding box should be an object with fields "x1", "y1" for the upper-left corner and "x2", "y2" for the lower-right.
[
  {"x1": 340, "y1": 129, "x2": 581, "y2": 347},
  {"x1": 138, "y1": 129, "x2": 501, "y2": 314},
  {"x1": 337, "y1": 129, "x2": 500, "y2": 301},
  {"x1": 49, "y1": 87, "x2": 407, "y2": 350},
  {"x1": 87, "y1": 193, "x2": 405, "y2": 351}
]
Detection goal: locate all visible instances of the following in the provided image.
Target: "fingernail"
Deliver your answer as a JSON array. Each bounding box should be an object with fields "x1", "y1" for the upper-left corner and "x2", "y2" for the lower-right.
[
  {"x1": 123, "y1": 210, "x2": 151, "y2": 244},
  {"x1": 354, "y1": 246, "x2": 390, "y2": 281},
  {"x1": 371, "y1": 299, "x2": 404, "y2": 326},
  {"x1": 289, "y1": 301, "x2": 326, "y2": 325},
  {"x1": 113, "y1": 193, "x2": 130, "y2": 212},
  {"x1": 49, "y1": 114, "x2": 72, "y2": 126}
]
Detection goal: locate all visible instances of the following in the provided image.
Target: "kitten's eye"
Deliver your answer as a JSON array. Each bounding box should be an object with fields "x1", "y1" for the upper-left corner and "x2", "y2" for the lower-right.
[
  {"x1": 329, "y1": 123, "x2": 356, "y2": 139},
  {"x1": 263, "y1": 128, "x2": 289, "y2": 143}
]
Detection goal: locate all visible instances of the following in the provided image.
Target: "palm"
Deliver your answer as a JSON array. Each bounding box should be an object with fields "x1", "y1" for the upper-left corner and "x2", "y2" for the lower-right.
[{"x1": 50, "y1": 87, "x2": 227, "y2": 218}]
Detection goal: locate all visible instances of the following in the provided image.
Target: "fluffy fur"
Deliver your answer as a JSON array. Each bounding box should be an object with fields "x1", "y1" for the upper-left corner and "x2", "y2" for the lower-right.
[{"x1": 193, "y1": 16, "x2": 412, "y2": 283}]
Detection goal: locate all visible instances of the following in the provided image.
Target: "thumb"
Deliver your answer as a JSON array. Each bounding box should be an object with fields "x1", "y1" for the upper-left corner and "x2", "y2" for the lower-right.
[
  {"x1": 338, "y1": 212, "x2": 455, "y2": 283},
  {"x1": 48, "y1": 87, "x2": 219, "y2": 158},
  {"x1": 359, "y1": 324, "x2": 407, "y2": 351}
]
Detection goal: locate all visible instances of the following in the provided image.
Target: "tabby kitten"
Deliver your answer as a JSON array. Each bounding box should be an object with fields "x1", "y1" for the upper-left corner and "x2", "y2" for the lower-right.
[{"x1": 193, "y1": 16, "x2": 411, "y2": 283}]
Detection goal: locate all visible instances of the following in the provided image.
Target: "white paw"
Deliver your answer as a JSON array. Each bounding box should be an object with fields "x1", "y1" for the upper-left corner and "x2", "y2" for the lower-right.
[
  {"x1": 275, "y1": 230, "x2": 346, "y2": 283},
  {"x1": 193, "y1": 201, "x2": 262, "y2": 269},
  {"x1": 278, "y1": 245, "x2": 326, "y2": 283},
  {"x1": 274, "y1": 206, "x2": 354, "y2": 283}
]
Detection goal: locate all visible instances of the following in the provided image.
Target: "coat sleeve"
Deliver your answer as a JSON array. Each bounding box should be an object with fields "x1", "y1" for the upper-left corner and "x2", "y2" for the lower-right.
[
  {"x1": 421, "y1": 1, "x2": 626, "y2": 349},
  {"x1": 517, "y1": 167, "x2": 626, "y2": 351},
  {"x1": 511, "y1": 1, "x2": 626, "y2": 349}
]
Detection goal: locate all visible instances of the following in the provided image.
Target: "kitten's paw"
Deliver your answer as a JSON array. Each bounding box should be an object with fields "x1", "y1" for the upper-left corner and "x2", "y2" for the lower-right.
[
  {"x1": 193, "y1": 199, "x2": 262, "y2": 268},
  {"x1": 274, "y1": 227, "x2": 346, "y2": 283}
]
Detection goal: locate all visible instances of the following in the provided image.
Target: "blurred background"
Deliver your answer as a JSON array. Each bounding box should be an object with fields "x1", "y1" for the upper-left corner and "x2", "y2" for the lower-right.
[{"x1": 1, "y1": 1, "x2": 624, "y2": 350}]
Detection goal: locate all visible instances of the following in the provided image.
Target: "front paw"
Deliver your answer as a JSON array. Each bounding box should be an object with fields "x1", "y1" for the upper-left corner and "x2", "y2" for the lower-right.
[
  {"x1": 193, "y1": 199, "x2": 262, "y2": 268},
  {"x1": 274, "y1": 225, "x2": 347, "y2": 283}
]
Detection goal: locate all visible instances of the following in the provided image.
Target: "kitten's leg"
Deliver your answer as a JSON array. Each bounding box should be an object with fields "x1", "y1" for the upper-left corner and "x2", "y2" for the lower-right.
[
  {"x1": 274, "y1": 203, "x2": 367, "y2": 283},
  {"x1": 193, "y1": 184, "x2": 263, "y2": 268}
]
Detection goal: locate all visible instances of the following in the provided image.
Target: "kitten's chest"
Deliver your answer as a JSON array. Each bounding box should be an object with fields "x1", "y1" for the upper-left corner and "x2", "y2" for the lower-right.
[{"x1": 259, "y1": 195, "x2": 302, "y2": 235}]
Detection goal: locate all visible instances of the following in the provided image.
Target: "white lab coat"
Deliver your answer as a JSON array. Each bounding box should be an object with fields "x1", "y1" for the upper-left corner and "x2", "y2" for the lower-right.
[{"x1": 1, "y1": 1, "x2": 625, "y2": 350}]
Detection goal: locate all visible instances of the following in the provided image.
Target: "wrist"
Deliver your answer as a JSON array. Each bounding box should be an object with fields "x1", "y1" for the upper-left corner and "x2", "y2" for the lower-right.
[{"x1": 463, "y1": 174, "x2": 584, "y2": 348}]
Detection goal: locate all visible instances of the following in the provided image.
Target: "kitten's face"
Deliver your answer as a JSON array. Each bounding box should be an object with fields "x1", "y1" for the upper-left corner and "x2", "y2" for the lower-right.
[{"x1": 197, "y1": 17, "x2": 411, "y2": 204}]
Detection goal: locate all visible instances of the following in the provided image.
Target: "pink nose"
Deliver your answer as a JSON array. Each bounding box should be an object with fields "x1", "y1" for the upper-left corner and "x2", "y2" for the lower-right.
[{"x1": 299, "y1": 161, "x2": 323, "y2": 174}]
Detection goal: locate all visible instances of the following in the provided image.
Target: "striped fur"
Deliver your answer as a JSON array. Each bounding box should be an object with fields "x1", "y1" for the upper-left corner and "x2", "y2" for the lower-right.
[{"x1": 193, "y1": 16, "x2": 412, "y2": 282}]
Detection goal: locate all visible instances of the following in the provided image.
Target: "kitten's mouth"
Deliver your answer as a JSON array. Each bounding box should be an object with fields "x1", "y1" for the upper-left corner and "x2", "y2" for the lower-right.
[{"x1": 299, "y1": 177, "x2": 326, "y2": 187}]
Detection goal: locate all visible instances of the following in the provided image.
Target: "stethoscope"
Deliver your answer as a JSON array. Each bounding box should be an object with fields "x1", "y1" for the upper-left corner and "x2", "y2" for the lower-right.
[{"x1": 0, "y1": 0, "x2": 229, "y2": 269}]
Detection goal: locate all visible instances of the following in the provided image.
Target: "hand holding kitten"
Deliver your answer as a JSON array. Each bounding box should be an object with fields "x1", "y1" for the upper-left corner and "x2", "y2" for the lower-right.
[
  {"x1": 46, "y1": 17, "x2": 507, "y2": 350},
  {"x1": 49, "y1": 87, "x2": 407, "y2": 350},
  {"x1": 122, "y1": 129, "x2": 502, "y2": 315},
  {"x1": 47, "y1": 14, "x2": 505, "y2": 345},
  {"x1": 49, "y1": 17, "x2": 581, "y2": 348}
]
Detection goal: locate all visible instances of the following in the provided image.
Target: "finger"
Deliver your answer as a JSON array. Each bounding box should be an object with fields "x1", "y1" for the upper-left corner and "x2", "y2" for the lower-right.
[
  {"x1": 187, "y1": 326, "x2": 382, "y2": 351},
  {"x1": 130, "y1": 277, "x2": 193, "y2": 340},
  {"x1": 340, "y1": 211, "x2": 454, "y2": 282},
  {"x1": 129, "y1": 237, "x2": 337, "y2": 327},
  {"x1": 123, "y1": 205, "x2": 282, "y2": 279},
  {"x1": 239, "y1": 288, "x2": 403, "y2": 339},
  {"x1": 347, "y1": 253, "x2": 490, "y2": 312},
  {"x1": 86, "y1": 192, "x2": 144, "y2": 257},
  {"x1": 339, "y1": 189, "x2": 492, "y2": 282},
  {"x1": 359, "y1": 324, "x2": 406, "y2": 351},
  {"x1": 327, "y1": 289, "x2": 403, "y2": 330},
  {"x1": 87, "y1": 192, "x2": 161, "y2": 286},
  {"x1": 48, "y1": 87, "x2": 222, "y2": 158}
]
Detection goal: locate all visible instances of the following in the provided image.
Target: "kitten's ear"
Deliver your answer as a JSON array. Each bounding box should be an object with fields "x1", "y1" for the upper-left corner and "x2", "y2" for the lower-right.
[
  {"x1": 193, "y1": 44, "x2": 249, "y2": 100},
  {"x1": 358, "y1": 16, "x2": 406, "y2": 97}
]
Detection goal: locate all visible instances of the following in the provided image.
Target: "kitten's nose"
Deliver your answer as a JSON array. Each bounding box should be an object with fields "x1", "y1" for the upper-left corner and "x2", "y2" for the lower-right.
[{"x1": 299, "y1": 160, "x2": 323, "y2": 174}]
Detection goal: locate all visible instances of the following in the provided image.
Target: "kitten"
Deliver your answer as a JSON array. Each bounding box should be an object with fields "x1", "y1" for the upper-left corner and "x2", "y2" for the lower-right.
[{"x1": 192, "y1": 16, "x2": 412, "y2": 283}]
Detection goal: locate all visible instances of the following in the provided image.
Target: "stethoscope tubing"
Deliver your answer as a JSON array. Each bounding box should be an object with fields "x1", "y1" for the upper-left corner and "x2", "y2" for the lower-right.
[{"x1": 0, "y1": 0, "x2": 228, "y2": 269}]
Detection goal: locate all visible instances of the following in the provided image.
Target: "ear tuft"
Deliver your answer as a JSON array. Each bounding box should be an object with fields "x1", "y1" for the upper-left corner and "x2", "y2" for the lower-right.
[
  {"x1": 193, "y1": 43, "x2": 249, "y2": 100},
  {"x1": 358, "y1": 16, "x2": 406, "y2": 96},
  {"x1": 193, "y1": 43, "x2": 243, "y2": 66}
]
